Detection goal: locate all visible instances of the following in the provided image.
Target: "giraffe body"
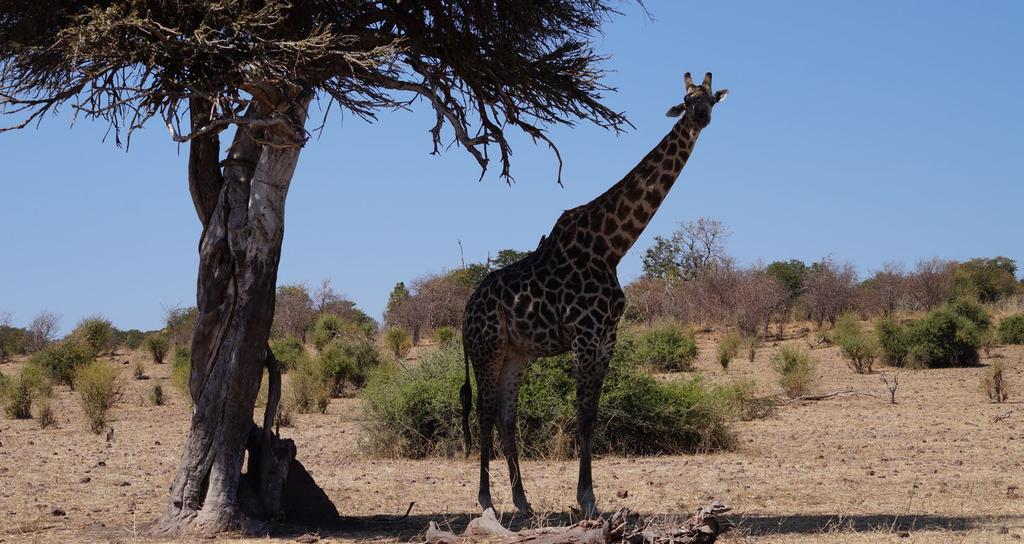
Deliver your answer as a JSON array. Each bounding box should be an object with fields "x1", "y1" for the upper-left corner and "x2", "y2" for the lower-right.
[{"x1": 461, "y1": 72, "x2": 728, "y2": 517}]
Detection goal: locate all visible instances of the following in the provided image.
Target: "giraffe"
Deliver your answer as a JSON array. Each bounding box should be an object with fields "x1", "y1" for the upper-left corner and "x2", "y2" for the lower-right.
[{"x1": 460, "y1": 72, "x2": 728, "y2": 517}]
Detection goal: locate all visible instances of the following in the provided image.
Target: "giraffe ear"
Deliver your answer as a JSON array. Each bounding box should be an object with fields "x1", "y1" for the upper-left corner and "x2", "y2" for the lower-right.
[
  {"x1": 714, "y1": 89, "x2": 729, "y2": 103},
  {"x1": 665, "y1": 103, "x2": 686, "y2": 117}
]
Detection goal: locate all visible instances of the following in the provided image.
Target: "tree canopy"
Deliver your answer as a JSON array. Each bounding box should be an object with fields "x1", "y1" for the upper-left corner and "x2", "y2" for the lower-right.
[{"x1": 1, "y1": 0, "x2": 632, "y2": 179}]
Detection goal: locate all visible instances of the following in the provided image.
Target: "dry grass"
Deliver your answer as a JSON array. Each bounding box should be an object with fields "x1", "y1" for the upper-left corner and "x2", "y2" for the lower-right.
[{"x1": 0, "y1": 329, "x2": 1023, "y2": 543}]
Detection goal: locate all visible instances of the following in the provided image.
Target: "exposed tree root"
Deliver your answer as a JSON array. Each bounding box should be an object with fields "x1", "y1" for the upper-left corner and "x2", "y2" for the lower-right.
[{"x1": 426, "y1": 503, "x2": 733, "y2": 544}]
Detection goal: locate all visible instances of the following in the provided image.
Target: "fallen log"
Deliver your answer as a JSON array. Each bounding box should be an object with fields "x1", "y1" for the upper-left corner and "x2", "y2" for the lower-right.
[{"x1": 425, "y1": 503, "x2": 733, "y2": 544}]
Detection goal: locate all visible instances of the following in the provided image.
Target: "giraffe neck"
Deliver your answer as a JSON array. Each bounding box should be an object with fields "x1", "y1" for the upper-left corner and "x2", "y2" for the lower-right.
[{"x1": 573, "y1": 117, "x2": 702, "y2": 265}]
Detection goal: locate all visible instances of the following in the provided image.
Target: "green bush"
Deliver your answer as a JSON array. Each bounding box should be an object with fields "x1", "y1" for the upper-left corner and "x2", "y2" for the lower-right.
[
  {"x1": 37, "y1": 401, "x2": 56, "y2": 429},
  {"x1": 171, "y1": 347, "x2": 191, "y2": 401},
  {"x1": 270, "y1": 336, "x2": 305, "y2": 371},
  {"x1": 144, "y1": 333, "x2": 170, "y2": 364},
  {"x1": 318, "y1": 340, "x2": 379, "y2": 396},
  {"x1": 714, "y1": 379, "x2": 776, "y2": 421},
  {"x1": 827, "y1": 313, "x2": 862, "y2": 346},
  {"x1": 998, "y1": 314, "x2": 1024, "y2": 344},
  {"x1": 435, "y1": 326, "x2": 458, "y2": 347},
  {"x1": 361, "y1": 342, "x2": 734, "y2": 459},
  {"x1": 132, "y1": 360, "x2": 147, "y2": 380},
  {"x1": 0, "y1": 325, "x2": 29, "y2": 362},
  {"x1": 1, "y1": 374, "x2": 33, "y2": 419},
  {"x1": 311, "y1": 314, "x2": 367, "y2": 352},
  {"x1": 831, "y1": 316, "x2": 877, "y2": 374},
  {"x1": 290, "y1": 357, "x2": 330, "y2": 414},
  {"x1": 904, "y1": 305, "x2": 983, "y2": 368},
  {"x1": 946, "y1": 298, "x2": 992, "y2": 332},
  {"x1": 384, "y1": 327, "x2": 413, "y2": 358},
  {"x1": 876, "y1": 318, "x2": 910, "y2": 366},
  {"x1": 771, "y1": 345, "x2": 816, "y2": 398},
  {"x1": 631, "y1": 322, "x2": 698, "y2": 372},
  {"x1": 838, "y1": 332, "x2": 877, "y2": 373},
  {"x1": 30, "y1": 340, "x2": 94, "y2": 387},
  {"x1": 715, "y1": 332, "x2": 742, "y2": 370},
  {"x1": 72, "y1": 316, "x2": 117, "y2": 356},
  {"x1": 74, "y1": 361, "x2": 123, "y2": 433},
  {"x1": 119, "y1": 329, "x2": 146, "y2": 350}
]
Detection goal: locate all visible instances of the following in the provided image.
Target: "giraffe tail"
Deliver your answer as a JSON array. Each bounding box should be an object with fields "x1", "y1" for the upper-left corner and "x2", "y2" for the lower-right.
[{"x1": 460, "y1": 351, "x2": 473, "y2": 458}]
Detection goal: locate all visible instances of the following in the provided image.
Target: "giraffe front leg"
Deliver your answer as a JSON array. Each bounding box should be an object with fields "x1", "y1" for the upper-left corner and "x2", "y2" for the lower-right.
[{"x1": 573, "y1": 335, "x2": 613, "y2": 519}]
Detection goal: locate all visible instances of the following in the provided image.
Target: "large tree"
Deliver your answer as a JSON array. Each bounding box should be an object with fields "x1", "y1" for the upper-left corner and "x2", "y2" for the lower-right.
[{"x1": 1, "y1": 0, "x2": 632, "y2": 535}]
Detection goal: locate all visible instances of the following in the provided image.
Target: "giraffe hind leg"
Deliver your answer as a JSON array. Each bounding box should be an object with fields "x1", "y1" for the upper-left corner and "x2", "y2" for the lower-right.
[{"x1": 497, "y1": 352, "x2": 533, "y2": 515}]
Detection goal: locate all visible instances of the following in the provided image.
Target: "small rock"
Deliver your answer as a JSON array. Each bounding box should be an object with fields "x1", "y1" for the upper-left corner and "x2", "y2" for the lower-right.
[
  {"x1": 52, "y1": 507, "x2": 66, "y2": 516},
  {"x1": 616, "y1": 489, "x2": 629, "y2": 498},
  {"x1": 295, "y1": 534, "x2": 319, "y2": 543},
  {"x1": 119, "y1": 481, "x2": 131, "y2": 487},
  {"x1": 80, "y1": 476, "x2": 91, "y2": 483},
  {"x1": 998, "y1": 527, "x2": 1009, "y2": 534}
]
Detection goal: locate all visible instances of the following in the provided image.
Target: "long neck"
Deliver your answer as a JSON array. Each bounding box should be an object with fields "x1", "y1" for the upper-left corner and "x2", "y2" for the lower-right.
[{"x1": 577, "y1": 116, "x2": 703, "y2": 265}]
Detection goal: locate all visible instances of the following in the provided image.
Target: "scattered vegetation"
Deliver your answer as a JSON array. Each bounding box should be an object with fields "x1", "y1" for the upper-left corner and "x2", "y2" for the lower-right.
[
  {"x1": 876, "y1": 318, "x2": 910, "y2": 366},
  {"x1": 144, "y1": 333, "x2": 170, "y2": 364},
  {"x1": 362, "y1": 342, "x2": 735, "y2": 459},
  {"x1": 30, "y1": 340, "x2": 94, "y2": 387},
  {"x1": 312, "y1": 314, "x2": 368, "y2": 352},
  {"x1": 74, "y1": 361, "x2": 123, "y2": 433},
  {"x1": 71, "y1": 316, "x2": 117, "y2": 356},
  {"x1": 384, "y1": 327, "x2": 413, "y2": 359},
  {"x1": 290, "y1": 357, "x2": 330, "y2": 414},
  {"x1": 715, "y1": 379, "x2": 777, "y2": 420},
  {"x1": 998, "y1": 314, "x2": 1024, "y2": 345},
  {"x1": 36, "y1": 401, "x2": 56, "y2": 429},
  {"x1": 981, "y1": 361, "x2": 1010, "y2": 403},
  {"x1": 629, "y1": 322, "x2": 699, "y2": 372},
  {"x1": 318, "y1": 341, "x2": 380, "y2": 396},
  {"x1": 171, "y1": 347, "x2": 191, "y2": 402},
  {"x1": 435, "y1": 326, "x2": 458, "y2": 347},
  {"x1": 715, "y1": 332, "x2": 742, "y2": 370},
  {"x1": 771, "y1": 345, "x2": 817, "y2": 398},
  {"x1": 831, "y1": 314, "x2": 878, "y2": 374},
  {"x1": 269, "y1": 336, "x2": 305, "y2": 371},
  {"x1": 132, "y1": 360, "x2": 147, "y2": 380}
]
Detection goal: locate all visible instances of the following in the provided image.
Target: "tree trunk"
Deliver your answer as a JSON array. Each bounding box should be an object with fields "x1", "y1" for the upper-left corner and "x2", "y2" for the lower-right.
[{"x1": 158, "y1": 89, "x2": 335, "y2": 535}]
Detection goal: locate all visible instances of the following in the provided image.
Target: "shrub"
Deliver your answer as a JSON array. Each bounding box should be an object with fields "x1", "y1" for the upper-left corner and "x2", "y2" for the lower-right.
[
  {"x1": 171, "y1": 347, "x2": 191, "y2": 401},
  {"x1": 119, "y1": 329, "x2": 146, "y2": 350},
  {"x1": 0, "y1": 324, "x2": 29, "y2": 362},
  {"x1": 435, "y1": 326, "x2": 458, "y2": 347},
  {"x1": 144, "y1": 333, "x2": 170, "y2": 364},
  {"x1": 831, "y1": 316, "x2": 877, "y2": 374},
  {"x1": 876, "y1": 318, "x2": 910, "y2": 366},
  {"x1": 362, "y1": 342, "x2": 734, "y2": 459},
  {"x1": 981, "y1": 361, "x2": 1010, "y2": 403},
  {"x1": 384, "y1": 327, "x2": 413, "y2": 358},
  {"x1": 270, "y1": 336, "x2": 305, "y2": 371},
  {"x1": 839, "y1": 332, "x2": 877, "y2": 374},
  {"x1": 314, "y1": 341, "x2": 382, "y2": 396},
  {"x1": 151, "y1": 384, "x2": 165, "y2": 406},
  {"x1": 30, "y1": 340, "x2": 94, "y2": 387},
  {"x1": 946, "y1": 298, "x2": 992, "y2": 332},
  {"x1": 714, "y1": 379, "x2": 776, "y2": 421},
  {"x1": 632, "y1": 322, "x2": 698, "y2": 372},
  {"x1": 71, "y1": 316, "x2": 117, "y2": 356},
  {"x1": 132, "y1": 360, "x2": 147, "y2": 380},
  {"x1": 74, "y1": 361, "x2": 123, "y2": 433},
  {"x1": 998, "y1": 314, "x2": 1024, "y2": 345},
  {"x1": 290, "y1": 357, "x2": 330, "y2": 414},
  {"x1": 715, "y1": 333, "x2": 742, "y2": 370},
  {"x1": 744, "y1": 336, "x2": 759, "y2": 362},
  {"x1": 904, "y1": 305, "x2": 983, "y2": 368},
  {"x1": 37, "y1": 401, "x2": 56, "y2": 429},
  {"x1": 2, "y1": 376, "x2": 33, "y2": 419},
  {"x1": 311, "y1": 314, "x2": 367, "y2": 352},
  {"x1": 771, "y1": 345, "x2": 816, "y2": 398}
]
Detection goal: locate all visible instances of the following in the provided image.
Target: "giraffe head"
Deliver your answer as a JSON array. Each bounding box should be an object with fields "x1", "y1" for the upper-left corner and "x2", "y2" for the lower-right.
[{"x1": 665, "y1": 72, "x2": 728, "y2": 128}]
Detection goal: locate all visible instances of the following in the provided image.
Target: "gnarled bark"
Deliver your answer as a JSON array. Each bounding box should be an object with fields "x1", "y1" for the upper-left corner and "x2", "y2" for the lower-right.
[{"x1": 157, "y1": 88, "x2": 335, "y2": 535}]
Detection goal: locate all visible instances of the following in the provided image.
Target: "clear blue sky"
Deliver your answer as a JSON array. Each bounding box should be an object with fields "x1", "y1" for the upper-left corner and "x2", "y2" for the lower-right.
[{"x1": 1, "y1": 2, "x2": 1022, "y2": 333}]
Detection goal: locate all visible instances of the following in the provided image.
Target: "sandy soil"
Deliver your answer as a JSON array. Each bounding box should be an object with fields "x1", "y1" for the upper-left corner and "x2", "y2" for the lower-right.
[{"x1": 1, "y1": 332, "x2": 1023, "y2": 543}]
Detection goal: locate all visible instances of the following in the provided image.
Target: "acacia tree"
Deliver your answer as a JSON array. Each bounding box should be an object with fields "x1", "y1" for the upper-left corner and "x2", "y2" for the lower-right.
[{"x1": 1, "y1": 1, "x2": 632, "y2": 535}]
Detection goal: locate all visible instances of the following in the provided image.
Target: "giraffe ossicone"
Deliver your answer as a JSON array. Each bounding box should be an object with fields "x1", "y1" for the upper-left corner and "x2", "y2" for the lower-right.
[{"x1": 460, "y1": 72, "x2": 728, "y2": 518}]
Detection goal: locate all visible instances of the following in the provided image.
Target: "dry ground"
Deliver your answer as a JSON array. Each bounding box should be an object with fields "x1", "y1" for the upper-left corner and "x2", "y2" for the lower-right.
[{"x1": 1, "y1": 333, "x2": 1023, "y2": 543}]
